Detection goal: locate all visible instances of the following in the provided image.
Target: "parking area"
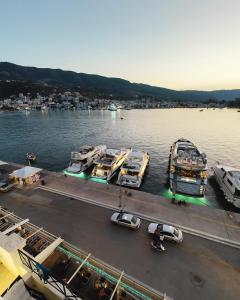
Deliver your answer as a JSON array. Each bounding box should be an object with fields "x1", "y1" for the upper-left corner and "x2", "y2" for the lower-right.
[{"x1": 1, "y1": 188, "x2": 240, "y2": 300}]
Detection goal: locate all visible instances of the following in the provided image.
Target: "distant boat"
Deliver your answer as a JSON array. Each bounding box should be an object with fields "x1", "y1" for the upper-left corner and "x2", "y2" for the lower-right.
[
  {"x1": 238, "y1": 110, "x2": 240, "y2": 112},
  {"x1": 108, "y1": 104, "x2": 117, "y2": 111},
  {"x1": 199, "y1": 109, "x2": 204, "y2": 112},
  {"x1": 26, "y1": 153, "x2": 37, "y2": 163}
]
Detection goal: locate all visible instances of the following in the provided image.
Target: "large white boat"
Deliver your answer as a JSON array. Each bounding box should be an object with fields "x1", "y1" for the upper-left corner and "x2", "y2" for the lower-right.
[
  {"x1": 213, "y1": 164, "x2": 240, "y2": 208},
  {"x1": 168, "y1": 139, "x2": 208, "y2": 196},
  {"x1": 66, "y1": 145, "x2": 106, "y2": 174},
  {"x1": 117, "y1": 150, "x2": 150, "y2": 188},
  {"x1": 91, "y1": 148, "x2": 131, "y2": 181},
  {"x1": 108, "y1": 103, "x2": 117, "y2": 111}
]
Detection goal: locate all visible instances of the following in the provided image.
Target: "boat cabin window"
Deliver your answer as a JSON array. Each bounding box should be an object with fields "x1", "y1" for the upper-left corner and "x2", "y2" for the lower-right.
[
  {"x1": 98, "y1": 165, "x2": 110, "y2": 170},
  {"x1": 227, "y1": 178, "x2": 233, "y2": 187},
  {"x1": 234, "y1": 189, "x2": 240, "y2": 198},
  {"x1": 81, "y1": 158, "x2": 87, "y2": 164},
  {"x1": 127, "y1": 171, "x2": 138, "y2": 176}
]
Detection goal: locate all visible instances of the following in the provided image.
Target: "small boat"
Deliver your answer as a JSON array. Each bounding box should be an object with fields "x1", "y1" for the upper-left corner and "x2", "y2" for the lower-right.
[
  {"x1": 91, "y1": 148, "x2": 131, "y2": 181},
  {"x1": 117, "y1": 150, "x2": 150, "y2": 188},
  {"x1": 108, "y1": 104, "x2": 118, "y2": 111},
  {"x1": 26, "y1": 153, "x2": 37, "y2": 163},
  {"x1": 168, "y1": 139, "x2": 208, "y2": 196},
  {"x1": 66, "y1": 145, "x2": 106, "y2": 174},
  {"x1": 199, "y1": 109, "x2": 204, "y2": 112},
  {"x1": 213, "y1": 163, "x2": 240, "y2": 208}
]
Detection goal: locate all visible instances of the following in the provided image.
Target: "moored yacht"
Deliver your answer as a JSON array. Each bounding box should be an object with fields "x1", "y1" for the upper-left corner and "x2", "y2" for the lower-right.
[
  {"x1": 66, "y1": 145, "x2": 106, "y2": 174},
  {"x1": 117, "y1": 150, "x2": 150, "y2": 188},
  {"x1": 168, "y1": 139, "x2": 208, "y2": 196},
  {"x1": 213, "y1": 163, "x2": 240, "y2": 208},
  {"x1": 91, "y1": 148, "x2": 131, "y2": 181}
]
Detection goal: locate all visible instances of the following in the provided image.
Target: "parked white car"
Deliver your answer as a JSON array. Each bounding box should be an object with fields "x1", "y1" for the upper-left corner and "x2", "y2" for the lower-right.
[
  {"x1": 111, "y1": 212, "x2": 141, "y2": 229},
  {"x1": 148, "y1": 223, "x2": 183, "y2": 243}
]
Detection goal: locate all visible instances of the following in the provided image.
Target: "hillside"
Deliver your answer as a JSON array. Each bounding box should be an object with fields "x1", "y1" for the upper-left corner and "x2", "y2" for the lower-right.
[{"x1": 0, "y1": 62, "x2": 240, "y2": 101}]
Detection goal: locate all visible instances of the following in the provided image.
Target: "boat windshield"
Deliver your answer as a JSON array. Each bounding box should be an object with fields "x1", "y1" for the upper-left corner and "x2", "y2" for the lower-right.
[{"x1": 234, "y1": 189, "x2": 240, "y2": 198}]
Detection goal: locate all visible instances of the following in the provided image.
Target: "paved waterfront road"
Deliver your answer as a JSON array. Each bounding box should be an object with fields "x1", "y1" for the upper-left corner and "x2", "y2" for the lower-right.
[{"x1": 1, "y1": 189, "x2": 240, "y2": 300}]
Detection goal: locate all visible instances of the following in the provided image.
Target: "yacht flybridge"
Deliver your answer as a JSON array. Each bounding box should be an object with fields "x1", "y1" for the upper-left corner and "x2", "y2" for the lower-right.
[
  {"x1": 213, "y1": 164, "x2": 240, "y2": 208},
  {"x1": 91, "y1": 148, "x2": 131, "y2": 181},
  {"x1": 168, "y1": 139, "x2": 208, "y2": 196},
  {"x1": 117, "y1": 150, "x2": 150, "y2": 188},
  {"x1": 66, "y1": 145, "x2": 106, "y2": 174}
]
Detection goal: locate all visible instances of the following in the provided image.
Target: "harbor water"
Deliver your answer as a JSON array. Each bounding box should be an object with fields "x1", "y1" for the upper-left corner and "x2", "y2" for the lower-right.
[{"x1": 1, "y1": 108, "x2": 240, "y2": 210}]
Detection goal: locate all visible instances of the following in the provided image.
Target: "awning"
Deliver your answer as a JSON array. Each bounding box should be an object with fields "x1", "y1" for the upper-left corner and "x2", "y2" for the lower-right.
[{"x1": 10, "y1": 166, "x2": 42, "y2": 179}]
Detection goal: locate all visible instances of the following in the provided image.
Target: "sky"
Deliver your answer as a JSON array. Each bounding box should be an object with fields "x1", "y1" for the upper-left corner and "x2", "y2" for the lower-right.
[{"x1": 1, "y1": 0, "x2": 240, "y2": 90}]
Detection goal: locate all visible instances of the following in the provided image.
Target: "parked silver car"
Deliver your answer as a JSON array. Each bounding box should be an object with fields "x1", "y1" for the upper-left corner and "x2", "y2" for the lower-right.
[
  {"x1": 148, "y1": 223, "x2": 183, "y2": 243},
  {"x1": 111, "y1": 212, "x2": 141, "y2": 229}
]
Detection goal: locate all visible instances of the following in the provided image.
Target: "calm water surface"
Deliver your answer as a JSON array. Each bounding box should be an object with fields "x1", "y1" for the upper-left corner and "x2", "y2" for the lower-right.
[{"x1": 1, "y1": 109, "x2": 240, "y2": 210}]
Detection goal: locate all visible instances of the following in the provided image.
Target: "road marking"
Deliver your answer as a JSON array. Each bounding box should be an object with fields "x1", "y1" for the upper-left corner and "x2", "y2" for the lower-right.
[
  {"x1": 38, "y1": 186, "x2": 240, "y2": 249},
  {"x1": 43, "y1": 177, "x2": 240, "y2": 231}
]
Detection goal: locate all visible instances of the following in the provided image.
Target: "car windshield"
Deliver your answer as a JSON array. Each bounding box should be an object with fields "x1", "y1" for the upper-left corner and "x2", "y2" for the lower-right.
[
  {"x1": 131, "y1": 216, "x2": 137, "y2": 224},
  {"x1": 174, "y1": 229, "x2": 179, "y2": 236}
]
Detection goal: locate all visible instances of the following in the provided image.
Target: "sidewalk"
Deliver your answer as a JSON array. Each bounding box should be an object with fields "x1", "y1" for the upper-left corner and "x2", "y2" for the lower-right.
[{"x1": 39, "y1": 172, "x2": 240, "y2": 248}]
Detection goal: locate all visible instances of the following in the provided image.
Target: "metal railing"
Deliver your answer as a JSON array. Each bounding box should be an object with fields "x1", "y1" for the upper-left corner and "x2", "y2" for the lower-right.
[{"x1": 18, "y1": 249, "x2": 79, "y2": 299}]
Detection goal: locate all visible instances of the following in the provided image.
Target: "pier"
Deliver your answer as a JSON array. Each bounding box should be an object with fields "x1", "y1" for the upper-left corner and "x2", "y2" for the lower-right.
[{"x1": 1, "y1": 162, "x2": 240, "y2": 300}]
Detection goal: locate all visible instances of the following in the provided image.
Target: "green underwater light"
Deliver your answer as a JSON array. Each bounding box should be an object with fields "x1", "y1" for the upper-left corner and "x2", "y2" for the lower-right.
[
  {"x1": 163, "y1": 189, "x2": 210, "y2": 206},
  {"x1": 89, "y1": 177, "x2": 108, "y2": 184},
  {"x1": 63, "y1": 170, "x2": 108, "y2": 184},
  {"x1": 63, "y1": 170, "x2": 89, "y2": 179}
]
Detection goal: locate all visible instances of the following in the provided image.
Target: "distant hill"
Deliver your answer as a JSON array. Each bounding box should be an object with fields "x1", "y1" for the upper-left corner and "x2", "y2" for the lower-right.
[{"x1": 0, "y1": 62, "x2": 240, "y2": 101}]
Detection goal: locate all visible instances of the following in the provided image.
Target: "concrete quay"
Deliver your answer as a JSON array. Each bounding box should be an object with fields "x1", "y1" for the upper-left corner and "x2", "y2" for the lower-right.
[
  {"x1": 39, "y1": 170, "x2": 240, "y2": 248},
  {"x1": 1, "y1": 163, "x2": 240, "y2": 300}
]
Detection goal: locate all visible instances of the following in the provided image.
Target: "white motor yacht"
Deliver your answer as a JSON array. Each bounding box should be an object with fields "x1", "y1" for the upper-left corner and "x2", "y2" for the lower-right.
[
  {"x1": 213, "y1": 163, "x2": 240, "y2": 208},
  {"x1": 91, "y1": 148, "x2": 131, "y2": 181},
  {"x1": 117, "y1": 150, "x2": 150, "y2": 188},
  {"x1": 168, "y1": 138, "x2": 208, "y2": 196},
  {"x1": 66, "y1": 145, "x2": 106, "y2": 174}
]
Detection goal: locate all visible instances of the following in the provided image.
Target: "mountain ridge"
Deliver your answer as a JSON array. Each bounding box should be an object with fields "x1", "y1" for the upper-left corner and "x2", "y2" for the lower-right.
[{"x1": 0, "y1": 62, "x2": 240, "y2": 101}]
